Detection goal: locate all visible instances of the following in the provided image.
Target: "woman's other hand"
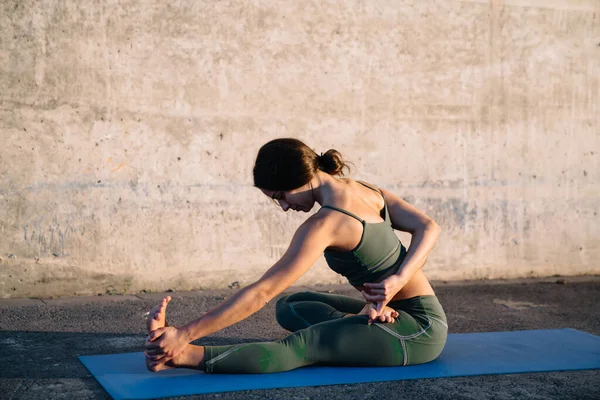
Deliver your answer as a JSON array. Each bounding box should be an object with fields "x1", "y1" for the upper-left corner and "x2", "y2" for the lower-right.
[
  {"x1": 361, "y1": 275, "x2": 406, "y2": 317},
  {"x1": 144, "y1": 326, "x2": 189, "y2": 365},
  {"x1": 357, "y1": 302, "x2": 400, "y2": 324}
]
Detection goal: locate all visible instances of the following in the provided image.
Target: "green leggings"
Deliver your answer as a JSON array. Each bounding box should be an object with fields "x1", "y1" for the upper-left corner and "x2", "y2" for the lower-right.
[{"x1": 203, "y1": 292, "x2": 448, "y2": 374}]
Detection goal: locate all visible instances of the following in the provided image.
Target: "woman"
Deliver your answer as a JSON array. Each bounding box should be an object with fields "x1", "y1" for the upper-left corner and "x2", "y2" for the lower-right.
[{"x1": 144, "y1": 138, "x2": 447, "y2": 373}]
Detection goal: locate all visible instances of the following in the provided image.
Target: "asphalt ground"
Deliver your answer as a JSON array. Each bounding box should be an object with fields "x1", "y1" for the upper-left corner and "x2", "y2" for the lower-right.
[{"x1": 1, "y1": 276, "x2": 599, "y2": 400}]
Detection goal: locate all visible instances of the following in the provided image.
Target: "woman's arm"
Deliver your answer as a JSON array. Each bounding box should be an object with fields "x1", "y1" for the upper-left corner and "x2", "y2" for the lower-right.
[
  {"x1": 180, "y1": 217, "x2": 331, "y2": 342},
  {"x1": 380, "y1": 186, "x2": 441, "y2": 285},
  {"x1": 361, "y1": 187, "x2": 440, "y2": 307}
]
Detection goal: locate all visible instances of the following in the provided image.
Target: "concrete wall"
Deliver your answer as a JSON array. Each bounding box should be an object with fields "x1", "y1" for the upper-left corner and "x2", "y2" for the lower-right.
[{"x1": 1, "y1": 0, "x2": 598, "y2": 298}]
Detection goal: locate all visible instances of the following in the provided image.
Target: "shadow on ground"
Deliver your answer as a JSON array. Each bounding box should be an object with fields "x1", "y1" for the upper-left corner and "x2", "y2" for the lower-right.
[{"x1": 0, "y1": 331, "x2": 270, "y2": 379}]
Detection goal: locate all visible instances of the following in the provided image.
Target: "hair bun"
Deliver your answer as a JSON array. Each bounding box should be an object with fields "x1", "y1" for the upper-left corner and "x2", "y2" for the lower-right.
[{"x1": 317, "y1": 149, "x2": 349, "y2": 176}]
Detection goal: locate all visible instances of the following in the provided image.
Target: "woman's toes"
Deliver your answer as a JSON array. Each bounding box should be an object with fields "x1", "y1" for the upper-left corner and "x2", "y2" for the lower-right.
[
  {"x1": 160, "y1": 296, "x2": 171, "y2": 311},
  {"x1": 146, "y1": 296, "x2": 173, "y2": 332}
]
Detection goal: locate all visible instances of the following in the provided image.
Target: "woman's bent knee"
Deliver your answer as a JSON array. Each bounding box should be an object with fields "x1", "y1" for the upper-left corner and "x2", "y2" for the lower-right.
[
  {"x1": 275, "y1": 292, "x2": 312, "y2": 321},
  {"x1": 275, "y1": 295, "x2": 294, "y2": 328}
]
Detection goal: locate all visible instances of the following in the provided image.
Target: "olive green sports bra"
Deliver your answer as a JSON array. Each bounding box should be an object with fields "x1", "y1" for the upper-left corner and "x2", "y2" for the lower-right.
[{"x1": 322, "y1": 182, "x2": 407, "y2": 286}]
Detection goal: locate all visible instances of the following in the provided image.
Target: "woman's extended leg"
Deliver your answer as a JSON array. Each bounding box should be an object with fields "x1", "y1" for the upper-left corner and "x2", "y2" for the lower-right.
[
  {"x1": 204, "y1": 315, "x2": 403, "y2": 373},
  {"x1": 147, "y1": 292, "x2": 365, "y2": 372}
]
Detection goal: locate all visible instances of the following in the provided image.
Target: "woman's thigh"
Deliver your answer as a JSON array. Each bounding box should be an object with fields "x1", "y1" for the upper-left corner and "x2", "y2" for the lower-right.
[
  {"x1": 296, "y1": 311, "x2": 446, "y2": 367},
  {"x1": 292, "y1": 315, "x2": 405, "y2": 366}
]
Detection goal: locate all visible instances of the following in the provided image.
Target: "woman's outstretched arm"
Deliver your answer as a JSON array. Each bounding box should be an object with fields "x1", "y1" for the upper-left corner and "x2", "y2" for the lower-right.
[
  {"x1": 145, "y1": 216, "x2": 331, "y2": 362},
  {"x1": 182, "y1": 218, "x2": 330, "y2": 341}
]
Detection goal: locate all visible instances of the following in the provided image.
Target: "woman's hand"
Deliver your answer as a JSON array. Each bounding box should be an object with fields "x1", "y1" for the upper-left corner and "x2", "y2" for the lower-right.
[
  {"x1": 144, "y1": 326, "x2": 189, "y2": 364},
  {"x1": 361, "y1": 274, "x2": 406, "y2": 317},
  {"x1": 357, "y1": 303, "x2": 400, "y2": 324}
]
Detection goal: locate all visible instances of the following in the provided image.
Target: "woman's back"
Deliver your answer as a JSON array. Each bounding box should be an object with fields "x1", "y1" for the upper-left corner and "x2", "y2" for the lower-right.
[{"x1": 316, "y1": 178, "x2": 435, "y2": 300}]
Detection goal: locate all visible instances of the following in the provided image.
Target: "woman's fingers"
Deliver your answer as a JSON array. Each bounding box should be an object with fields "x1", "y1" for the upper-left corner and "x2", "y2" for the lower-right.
[
  {"x1": 144, "y1": 351, "x2": 166, "y2": 361},
  {"x1": 368, "y1": 305, "x2": 378, "y2": 321},
  {"x1": 144, "y1": 341, "x2": 159, "y2": 350},
  {"x1": 146, "y1": 327, "x2": 166, "y2": 342},
  {"x1": 361, "y1": 291, "x2": 386, "y2": 301},
  {"x1": 145, "y1": 348, "x2": 164, "y2": 356},
  {"x1": 362, "y1": 284, "x2": 386, "y2": 294},
  {"x1": 365, "y1": 288, "x2": 386, "y2": 295},
  {"x1": 372, "y1": 314, "x2": 395, "y2": 324},
  {"x1": 364, "y1": 284, "x2": 392, "y2": 295},
  {"x1": 144, "y1": 338, "x2": 165, "y2": 351}
]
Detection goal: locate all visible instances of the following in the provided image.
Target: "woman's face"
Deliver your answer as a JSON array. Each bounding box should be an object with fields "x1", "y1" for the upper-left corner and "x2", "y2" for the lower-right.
[{"x1": 261, "y1": 185, "x2": 315, "y2": 213}]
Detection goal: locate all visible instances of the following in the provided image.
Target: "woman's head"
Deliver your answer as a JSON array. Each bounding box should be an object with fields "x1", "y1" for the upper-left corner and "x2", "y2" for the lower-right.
[
  {"x1": 253, "y1": 138, "x2": 350, "y2": 212},
  {"x1": 253, "y1": 138, "x2": 349, "y2": 191}
]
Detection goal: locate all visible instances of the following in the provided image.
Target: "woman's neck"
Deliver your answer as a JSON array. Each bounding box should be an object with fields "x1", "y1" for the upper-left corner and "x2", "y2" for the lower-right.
[{"x1": 311, "y1": 172, "x2": 345, "y2": 206}]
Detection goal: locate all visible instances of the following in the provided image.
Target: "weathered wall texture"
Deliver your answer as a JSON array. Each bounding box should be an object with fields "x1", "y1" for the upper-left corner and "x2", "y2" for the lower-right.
[{"x1": 1, "y1": 0, "x2": 599, "y2": 298}]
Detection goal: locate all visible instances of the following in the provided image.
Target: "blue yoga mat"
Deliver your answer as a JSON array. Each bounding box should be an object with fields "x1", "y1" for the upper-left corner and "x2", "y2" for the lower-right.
[{"x1": 79, "y1": 328, "x2": 600, "y2": 400}]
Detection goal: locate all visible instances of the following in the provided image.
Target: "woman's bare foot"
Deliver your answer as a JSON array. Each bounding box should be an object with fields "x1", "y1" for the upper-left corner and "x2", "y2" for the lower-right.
[
  {"x1": 145, "y1": 296, "x2": 174, "y2": 372},
  {"x1": 144, "y1": 296, "x2": 207, "y2": 372}
]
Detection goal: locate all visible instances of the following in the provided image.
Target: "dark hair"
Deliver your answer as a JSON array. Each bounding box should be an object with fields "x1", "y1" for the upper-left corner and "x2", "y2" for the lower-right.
[{"x1": 253, "y1": 138, "x2": 350, "y2": 191}]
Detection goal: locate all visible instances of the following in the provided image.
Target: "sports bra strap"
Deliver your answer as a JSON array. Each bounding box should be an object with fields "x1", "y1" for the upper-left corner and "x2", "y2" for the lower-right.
[
  {"x1": 357, "y1": 180, "x2": 382, "y2": 195},
  {"x1": 357, "y1": 181, "x2": 390, "y2": 223},
  {"x1": 321, "y1": 205, "x2": 364, "y2": 223}
]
